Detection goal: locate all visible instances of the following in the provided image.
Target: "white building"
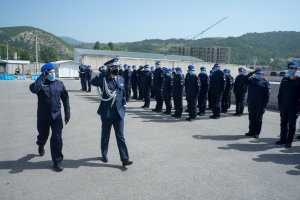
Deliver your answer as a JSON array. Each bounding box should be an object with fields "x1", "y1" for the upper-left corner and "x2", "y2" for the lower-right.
[
  {"x1": 52, "y1": 60, "x2": 80, "y2": 78},
  {"x1": 73, "y1": 48, "x2": 244, "y2": 77}
]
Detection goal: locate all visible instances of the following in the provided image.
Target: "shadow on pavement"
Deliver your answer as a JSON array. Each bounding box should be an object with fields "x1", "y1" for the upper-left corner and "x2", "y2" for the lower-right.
[
  {"x1": 253, "y1": 153, "x2": 300, "y2": 176},
  {"x1": 0, "y1": 154, "x2": 127, "y2": 174},
  {"x1": 192, "y1": 134, "x2": 300, "y2": 175}
]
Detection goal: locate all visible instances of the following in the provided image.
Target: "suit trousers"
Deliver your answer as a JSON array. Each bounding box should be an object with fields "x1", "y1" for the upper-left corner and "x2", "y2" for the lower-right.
[{"x1": 100, "y1": 117, "x2": 129, "y2": 161}]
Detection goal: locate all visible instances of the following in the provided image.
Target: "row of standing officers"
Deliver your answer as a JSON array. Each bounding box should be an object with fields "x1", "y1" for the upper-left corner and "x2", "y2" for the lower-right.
[{"x1": 97, "y1": 60, "x2": 300, "y2": 148}]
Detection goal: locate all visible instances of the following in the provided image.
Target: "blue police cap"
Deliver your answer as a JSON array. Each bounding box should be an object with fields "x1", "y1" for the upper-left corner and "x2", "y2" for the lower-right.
[
  {"x1": 188, "y1": 65, "x2": 195, "y2": 70},
  {"x1": 214, "y1": 63, "x2": 221, "y2": 68},
  {"x1": 255, "y1": 67, "x2": 263, "y2": 73},
  {"x1": 238, "y1": 67, "x2": 246, "y2": 72},
  {"x1": 41, "y1": 63, "x2": 55, "y2": 72},
  {"x1": 155, "y1": 60, "x2": 160, "y2": 65},
  {"x1": 223, "y1": 69, "x2": 229, "y2": 73},
  {"x1": 200, "y1": 66, "x2": 206, "y2": 71},
  {"x1": 175, "y1": 67, "x2": 182, "y2": 71},
  {"x1": 165, "y1": 68, "x2": 172, "y2": 73},
  {"x1": 287, "y1": 61, "x2": 299, "y2": 68},
  {"x1": 144, "y1": 64, "x2": 149, "y2": 68},
  {"x1": 123, "y1": 64, "x2": 127, "y2": 67},
  {"x1": 104, "y1": 58, "x2": 119, "y2": 67}
]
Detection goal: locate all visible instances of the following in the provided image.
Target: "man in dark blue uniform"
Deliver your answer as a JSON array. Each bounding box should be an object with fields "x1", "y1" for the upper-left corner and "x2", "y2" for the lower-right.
[
  {"x1": 79, "y1": 64, "x2": 86, "y2": 91},
  {"x1": 91, "y1": 58, "x2": 133, "y2": 167},
  {"x1": 152, "y1": 61, "x2": 164, "y2": 112},
  {"x1": 245, "y1": 68, "x2": 270, "y2": 138},
  {"x1": 150, "y1": 66, "x2": 155, "y2": 99},
  {"x1": 131, "y1": 65, "x2": 138, "y2": 99},
  {"x1": 30, "y1": 63, "x2": 70, "y2": 172},
  {"x1": 221, "y1": 69, "x2": 234, "y2": 113},
  {"x1": 137, "y1": 65, "x2": 144, "y2": 100},
  {"x1": 234, "y1": 68, "x2": 250, "y2": 116},
  {"x1": 185, "y1": 65, "x2": 200, "y2": 121},
  {"x1": 276, "y1": 61, "x2": 300, "y2": 148},
  {"x1": 117, "y1": 64, "x2": 124, "y2": 77},
  {"x1": 123, "y1": 65, "x2": 132, "y2": 102},
  {"x1": 84, "y1": 65, "x2": 92, "y2": 92},
  {"x1": 141, "y1": 64, "x2": 153, "y2": 108},
  {"x1": 209, "y1": 63, "x2": 226, "y2": 119},
  {"x1": 162, "y1": 68, "x2": 172, "y2": 115},
  {"x1": 172, "y1": 67, "x2": 184, "y2": 118},
  {"x1": 197, "y1": 66, "x2": 209, "y2": 116}
]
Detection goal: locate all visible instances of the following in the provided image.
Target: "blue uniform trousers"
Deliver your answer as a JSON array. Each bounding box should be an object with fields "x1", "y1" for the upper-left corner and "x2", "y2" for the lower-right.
[
  {"x1": 36, "y1": 118, "x2": 63, "y2": 164},
  {"x1": 101, "y1": 116, "x2": 129, "y2": 161}
]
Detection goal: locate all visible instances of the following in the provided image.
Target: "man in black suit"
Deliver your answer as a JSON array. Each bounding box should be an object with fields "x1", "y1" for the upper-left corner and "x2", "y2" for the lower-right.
[{"x1": 91, "y1": 58, "x2": 133, "y2": 167}]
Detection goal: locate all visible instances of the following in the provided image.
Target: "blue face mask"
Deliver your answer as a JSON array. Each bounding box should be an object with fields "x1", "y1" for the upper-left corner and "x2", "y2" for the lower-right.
[
  {"x1": 189, "y1": 70, "x2": 195, "y2": 75},
  {"x1": 254, "y1": 74, "x2": 262, "y2": 79},
  {"x1": 201, "y1": 70, "x2": 206, "y2": 74},
  {"x1": 287, "y1": 69, "x2": 296, "y2": 76},
  {"x1": 47, "y1": 74, "x2": 55, "y2": 81},
  {"x1": 214, "y1": 67, "x2": 220, "y2": 71},
  {"x1": 144, "y1": 68, "x2": 149, "y2": 71},
  {"x1": 155, "y1": 65, "x2": 160, "y2": 69}
]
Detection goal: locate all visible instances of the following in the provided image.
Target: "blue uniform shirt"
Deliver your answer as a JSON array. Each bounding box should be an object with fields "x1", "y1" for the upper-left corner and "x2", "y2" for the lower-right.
[{"x1": 91, "y1": 74, "x2": 126, "y2": 119}]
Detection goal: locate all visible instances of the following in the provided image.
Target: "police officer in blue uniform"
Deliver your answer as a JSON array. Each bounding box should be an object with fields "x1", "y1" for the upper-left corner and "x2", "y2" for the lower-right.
[
  {"x1": 30, "y1": 63, "x2": 70, "y2": 172},
  {"x1": 141, "y1": 64, "x2": 153, "y2": 108},
  {"x1": 245, "y1": 68, "x2": 270, "y2": 138},
  {"x1": 197, "y1": 66, "x2": 209, "y2": 116},
  {"x1": 276, "y1": 61, "x2": 300, "y2": 147},
  {"x1": 233, "y1": 68, "x2": 251, "y2": 116},
  {"x1": 172, "y1": 67, "x2": 184, "y2": 118},
  {"x1": 117, "y1": 64, "x2": 124, "y2": 77},
  {"x1": 91, "y1": 58, "x2": 133, "y2": 167},
  {"x1": 131, "y1": 65, "x2": 138, "y2": 99},
  {"x1": 185, "y1": 65, "x2": 200, "y2": 121},
  {"x1": 152, "y1": 61, "x2": 164, "y2": 112},
  {"x1": 137, "y1": 65, "x2": 144, "y2": 100},
  {"x1": 79, "y1": 64, "x2": 86, "y2": 91},
  {"x1": 162, "y1": 68, "x2": 173, "y2": 115},
  {"x1": 84, "y1": 65, "x2": 92, "y2": 92},
  {"x1": 123, "y1": 64, "x2": 132, "y2": 101},
  {"x1": 209, "y1": 63, "x2": 226, "y2": 119},
  {"x1": 221, "y1": 69, "x2": 234, "y2": 113}
]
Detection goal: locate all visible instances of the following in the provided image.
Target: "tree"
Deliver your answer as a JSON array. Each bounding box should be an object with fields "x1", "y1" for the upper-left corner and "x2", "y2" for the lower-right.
[
  {"x1": 94, "y1": 41, "x2": 101, "y2": 50},
  {"x1": 108, "y1": 42, "x2": 114, "y2": 50},
  {"x1": 40, "y1": 46, "x2": 57, "y2": 62}
]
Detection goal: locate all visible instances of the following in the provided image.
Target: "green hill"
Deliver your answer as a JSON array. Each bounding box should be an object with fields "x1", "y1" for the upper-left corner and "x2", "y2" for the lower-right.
[{"x1": 0, "y1": 26, "x2": 73, "y2": 62}]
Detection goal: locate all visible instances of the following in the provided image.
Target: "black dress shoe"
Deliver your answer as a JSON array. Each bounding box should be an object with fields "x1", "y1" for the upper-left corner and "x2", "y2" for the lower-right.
[
  {"x1": 185, "y1": 117, "x2": 195, "y2": 121},
  {"x1": 253, "y1": 134, "x2": 259, "y2": 138},
  {"x1": 275, "y1": 140, "x2": 286, "y2": 145},
  {"x1": 171, "y1": 114, "x2": 177, "y2": 117},
  {"x1": 197, "y1": 112, "x2": 205, "y2": 116},
  {"x1": 100, "y1": 156, "x2": 108, "y2": 163},
  {"x1": 38, "y1": 145, "x2": 45, "y2": 156},
  {"x1": 285, "y1": 143, "x2": 292, "y2": 148},
  {"x1": 155, "y1": 110, "x2": 162, "y2": 113},
  {"x1": 152, "y1": 109, "x2": 157, "y2": 112},
  {"x1": 297, "y1": 135, "x2": 300, "y2": 140},
  {"x1": 233, "y1": 113, "x2": 239, "y2": 116},
  {"x1": 245, "y1": 132, "x2": 254, "y2": 137},
  {"x1": 122, "y1": 160, "x2": 133, "y2": 166},
  {"x1": 53, "y1": 162, "x2": 63, "y2": 172},
  {"x1": 209, "y1": 115, "x2": 220, "y2": 119},
  {"x1": 175, "y1": 115, "x2": 181, "y2": 118}
]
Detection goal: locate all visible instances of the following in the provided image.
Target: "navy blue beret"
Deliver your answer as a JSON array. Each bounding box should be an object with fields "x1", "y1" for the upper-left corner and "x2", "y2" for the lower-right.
[
  {"x1": 287, "y1": 61, "x2": 299, "y2": 68},
  {"x1": 41, "y1": 63, "x2": 55, "y2": 72}
]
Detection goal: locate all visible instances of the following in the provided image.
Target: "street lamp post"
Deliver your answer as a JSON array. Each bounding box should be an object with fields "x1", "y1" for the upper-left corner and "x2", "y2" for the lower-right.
[
  {"x1": 3, "y1": 40, "x2": 9, "y2": 74},
  {"x1": 35, "y1": 34, "x2": 38, "y2": 73}
]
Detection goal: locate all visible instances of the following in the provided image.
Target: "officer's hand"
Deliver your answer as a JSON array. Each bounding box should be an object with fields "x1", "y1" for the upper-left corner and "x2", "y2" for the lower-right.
[
  {"x1": 44, "y1": 69, "x2": 49, "y2": 75},
  {"x1": 65, "y1": 115, "x2": 70, "y2": 125}
]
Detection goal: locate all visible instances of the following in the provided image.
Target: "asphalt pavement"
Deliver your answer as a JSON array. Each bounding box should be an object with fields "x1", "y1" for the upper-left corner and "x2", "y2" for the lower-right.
[{"x1": 0, "y1": 79, "x2": 299, "y2": 200}]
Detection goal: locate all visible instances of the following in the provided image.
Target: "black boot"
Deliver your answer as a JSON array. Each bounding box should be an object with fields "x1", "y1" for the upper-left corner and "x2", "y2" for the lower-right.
[{"x1": 53, "y1": 162, "x2": 63, "y2": 172}]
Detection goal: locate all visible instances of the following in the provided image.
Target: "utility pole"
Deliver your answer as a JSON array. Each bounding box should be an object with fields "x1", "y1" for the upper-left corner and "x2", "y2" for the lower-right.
[
  {"x1": 3, "y1": 40, "x2": 8, "y2": 74},
  {"x1": 35, "y1": 34, "x2": 39, "y2": 73}
]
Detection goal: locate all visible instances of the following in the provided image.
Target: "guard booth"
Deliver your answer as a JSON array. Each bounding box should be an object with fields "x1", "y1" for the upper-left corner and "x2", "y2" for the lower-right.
[
  {"x1": 52, "y1": 60, "x2": 80, "y2": 78},
  {"x1": 0, "y1": 59, "x2": 30, "y2": 74}
]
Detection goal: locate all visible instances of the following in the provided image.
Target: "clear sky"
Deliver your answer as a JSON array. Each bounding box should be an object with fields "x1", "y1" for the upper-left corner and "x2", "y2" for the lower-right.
[{"x1": 1, "y1": 0, "x2": 300, "y2": 43}]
